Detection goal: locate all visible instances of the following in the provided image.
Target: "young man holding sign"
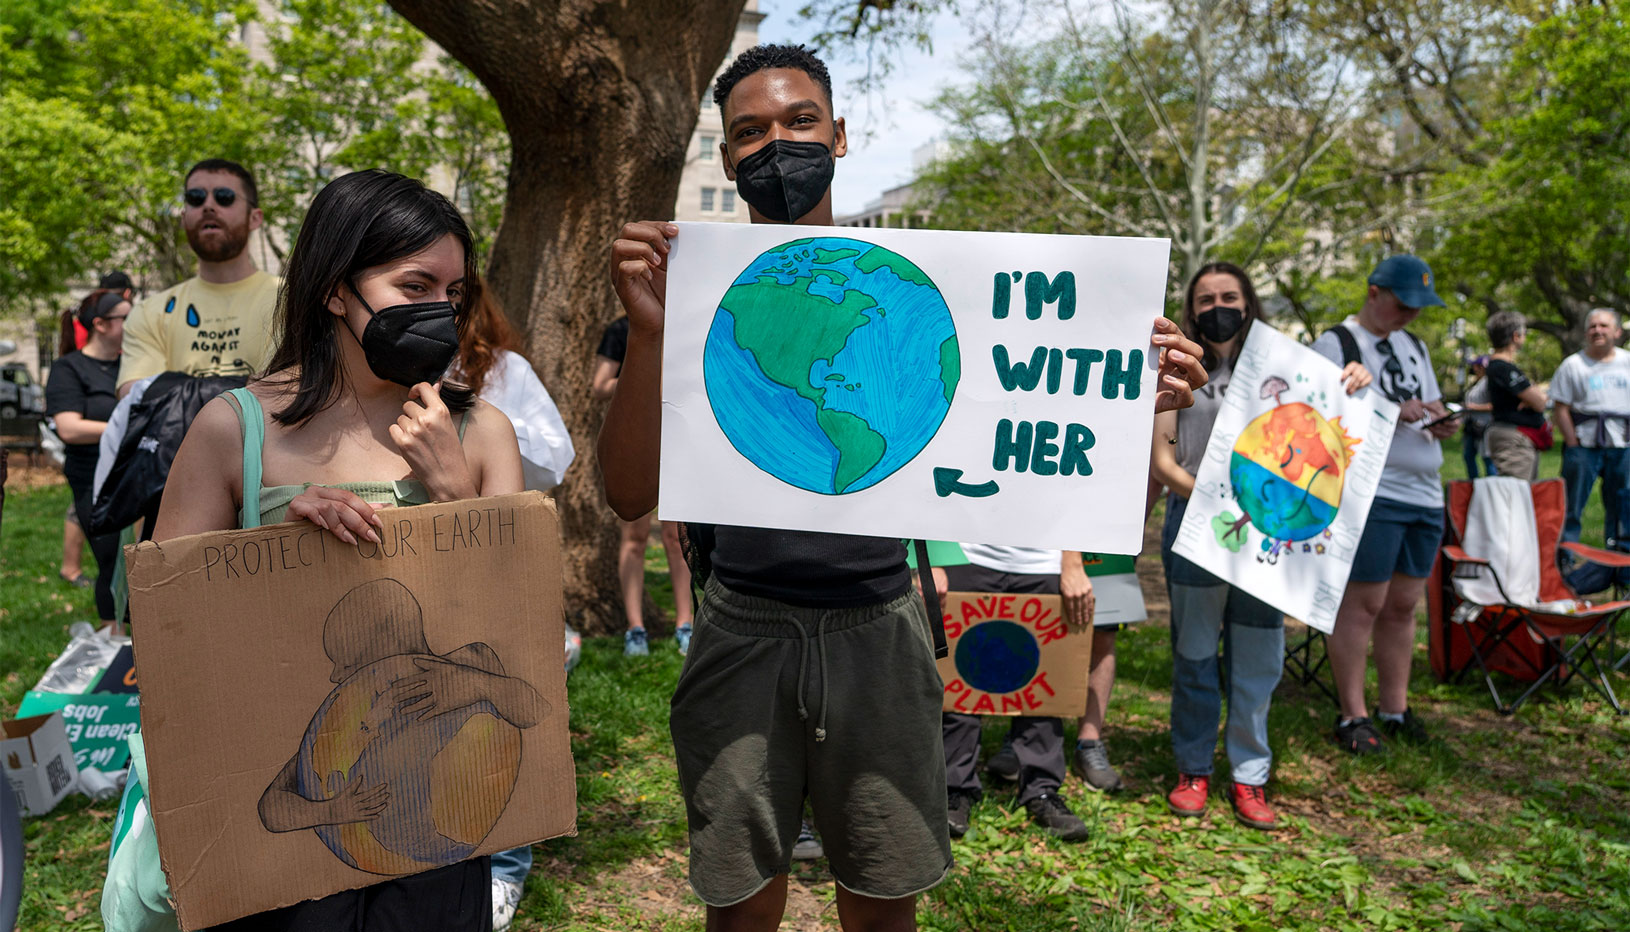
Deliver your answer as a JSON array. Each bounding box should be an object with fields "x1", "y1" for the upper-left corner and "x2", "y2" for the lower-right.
[{"x1": 600, "y1": 44, "x2": 1209, "y2": 932}]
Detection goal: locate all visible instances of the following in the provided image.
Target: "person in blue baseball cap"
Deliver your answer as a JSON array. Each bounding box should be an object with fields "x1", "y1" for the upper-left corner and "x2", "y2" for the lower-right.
[
  {"x1": 1312, "y1": 253, "x2": 1459, "y2": 756},
  {"x1": 1367, "y1": 254, "x2": 1446, "y2": 311}
]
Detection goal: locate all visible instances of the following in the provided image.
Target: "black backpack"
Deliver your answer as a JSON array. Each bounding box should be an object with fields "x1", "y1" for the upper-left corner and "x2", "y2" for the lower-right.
[
  {"x1": 86, "y1": 372, "x2": 245, "y2": 537},
  {"x1": 1326, "y1": 323, "x2": 1428, "y2": 368}
]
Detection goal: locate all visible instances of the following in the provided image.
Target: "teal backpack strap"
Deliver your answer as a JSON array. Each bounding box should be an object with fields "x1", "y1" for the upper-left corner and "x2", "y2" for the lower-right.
[
  {"x1": 223, "y1": 388, "x2": 265, "y2": 529},
  {"x1": 457, "y1": 409, "x2": 471, "y2": 442}
]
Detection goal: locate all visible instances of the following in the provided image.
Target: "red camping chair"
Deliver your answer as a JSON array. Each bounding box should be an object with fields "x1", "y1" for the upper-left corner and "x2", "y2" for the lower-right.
[{"x1": 1434, "y1": 478, "x2": 1630, "y2": 715}]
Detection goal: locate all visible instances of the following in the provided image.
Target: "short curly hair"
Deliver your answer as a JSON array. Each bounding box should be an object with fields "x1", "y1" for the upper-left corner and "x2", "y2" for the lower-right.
[{"x1": 712, "y1": 43, "x2": 832, "y2": 112}]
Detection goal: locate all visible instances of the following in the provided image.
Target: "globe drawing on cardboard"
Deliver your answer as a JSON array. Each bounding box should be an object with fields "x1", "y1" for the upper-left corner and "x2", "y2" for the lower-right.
[
  {"x1": 703, "y1": 237, "x2": 960, "y2": 495},
  {"x1": 296, "y1": 654, "x2": 522, "y2": 874},
  {"x1": 954, "y1": 620, "x2": 1042, "y2": 695},
  {"x1": 261, "y1": 579, "x2": 548, "y2": 875}
]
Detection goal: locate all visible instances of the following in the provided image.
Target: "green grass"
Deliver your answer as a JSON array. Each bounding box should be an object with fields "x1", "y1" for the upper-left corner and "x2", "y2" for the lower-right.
[{"x1": 4, "y1": 476, "x2": 1629, "y2": 931}]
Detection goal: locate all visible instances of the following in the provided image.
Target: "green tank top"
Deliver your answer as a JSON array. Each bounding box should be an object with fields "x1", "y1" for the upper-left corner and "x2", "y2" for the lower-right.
[{"x1": 223, "y1": 388, "x2": 464, "y2": 529}]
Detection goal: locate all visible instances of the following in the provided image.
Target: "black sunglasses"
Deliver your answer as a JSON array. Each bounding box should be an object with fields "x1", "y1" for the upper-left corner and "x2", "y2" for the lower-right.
[{"x1": 184, "y1": 187, "x2": 240, "y2": 208}]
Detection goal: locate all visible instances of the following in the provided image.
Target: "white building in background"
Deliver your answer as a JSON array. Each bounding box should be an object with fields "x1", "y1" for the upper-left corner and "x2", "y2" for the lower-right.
[
  {"x1": 674, "y1": 0, "x2": 764, "y2": 223},
  {"x1": 837, "y1": 140, "x2": 948, "y2": 229}
]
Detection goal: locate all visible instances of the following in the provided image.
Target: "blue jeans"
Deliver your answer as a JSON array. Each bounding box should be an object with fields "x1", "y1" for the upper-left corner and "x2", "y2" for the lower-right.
[
  {"x1": 491, "y1": 845, "x2": 532, "y2": 886},
  {"x1": 1461, "y1": 430, "x2": 1495, "y2": 478},
  {"x1": 1160, "y1": 497, "x2": 1285, "y2": 784},
  {"x1": 1562, "y1": 445, "x2": 1629, "y2": 546}
]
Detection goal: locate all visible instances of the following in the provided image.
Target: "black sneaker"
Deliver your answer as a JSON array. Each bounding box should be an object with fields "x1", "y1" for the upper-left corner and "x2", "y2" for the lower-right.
[
  {"x1": 1375, "y1": 707, "x2": 1430, "y2": 745},
  {"x1": 947, "y1": 791, "x2": 976, "y2": 838},
  {"x1": 1071, "y1": 739, "x2": 1124, "y2": 792},
  {"x1": 1024, "y1": 793, "x2": 1089, "y2": 842},
  {"x1": 985, "y1": 741, "x2": 1020, "y2": 782},
  {"x1": 1333, "y1": 715, "x2": 1386, "y2": 755}
]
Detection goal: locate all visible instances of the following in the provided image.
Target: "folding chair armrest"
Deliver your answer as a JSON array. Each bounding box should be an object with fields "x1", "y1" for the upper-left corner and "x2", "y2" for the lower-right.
[
  {"x1": 1562, "y1": 541, "x2": 1630, "y2": 569},
  {"x1": 1443, "y1": 545, "x2": 1491, "y2": 566}
]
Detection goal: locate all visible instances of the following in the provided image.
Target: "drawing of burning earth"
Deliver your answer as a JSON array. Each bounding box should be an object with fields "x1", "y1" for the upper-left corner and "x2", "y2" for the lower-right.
[{"x1": 1214, "y1": 376, "x2": 1360, "y2": 553}]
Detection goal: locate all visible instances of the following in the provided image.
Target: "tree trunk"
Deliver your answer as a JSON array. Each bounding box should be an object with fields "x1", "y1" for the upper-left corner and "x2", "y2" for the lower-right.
[{"x1": 388, "y1": 0, "x2": 746, "y2": 634}]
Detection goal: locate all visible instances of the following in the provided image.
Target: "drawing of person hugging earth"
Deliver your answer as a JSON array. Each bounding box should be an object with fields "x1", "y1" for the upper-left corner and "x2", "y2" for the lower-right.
[{"x1": 258, "y1": 578, "x2": 547, "y2": 875}]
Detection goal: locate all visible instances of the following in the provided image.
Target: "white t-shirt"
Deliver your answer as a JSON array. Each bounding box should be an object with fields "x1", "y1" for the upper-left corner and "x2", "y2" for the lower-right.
[
  {"x1": 1551, "y1": 347, "x2": 1630, "y2": 448},
  {"x1": 475, "y1": 351, "x2": 576, "y2": 491},
  {"x1": 959, "y1": 543, "x2": 1062, "y2": 576},
  {"x1": 1312, "y1": 318, "x2": 1444, "y2": 508}
]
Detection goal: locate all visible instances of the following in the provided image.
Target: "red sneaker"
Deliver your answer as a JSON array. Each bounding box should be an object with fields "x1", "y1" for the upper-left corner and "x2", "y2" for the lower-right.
[
  {"x1": 1167, "y1": 774, "x2": 1209, "y2": 817},
  {"x1": 1229, "y1": 783, "x2": 1278, "y2": 830}
]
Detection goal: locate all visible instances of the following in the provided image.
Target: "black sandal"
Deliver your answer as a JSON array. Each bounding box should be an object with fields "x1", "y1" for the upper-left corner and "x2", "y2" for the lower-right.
[
  {"x1": 1333, "y1": 716, "x2": 1386, "y2": 755},
  {"x1": 60, "y1": 572, "x2": 91, "y2": 588}
]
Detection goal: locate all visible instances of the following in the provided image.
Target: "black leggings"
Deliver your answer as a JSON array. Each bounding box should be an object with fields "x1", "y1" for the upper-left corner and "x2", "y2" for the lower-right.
[{"x1": 67, "y1": 469, "x2": 118, "y2": 622}]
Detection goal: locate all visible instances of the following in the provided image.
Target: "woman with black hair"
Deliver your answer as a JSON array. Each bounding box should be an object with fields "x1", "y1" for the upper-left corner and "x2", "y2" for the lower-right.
[
  {"x1": 46, "y1": 288, "x2": 129, "y2": 622},
  {"x1": 153, "y1": 169, "x2": 520, "y2": 931},
  {"x1": 1149, "y1": 263, "x2": 1369, "y2": 833}
]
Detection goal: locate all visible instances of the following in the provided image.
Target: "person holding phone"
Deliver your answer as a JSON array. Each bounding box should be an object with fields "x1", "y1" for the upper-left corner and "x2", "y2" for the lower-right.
[{"x1": 1312, "y1": 255, "x2": 1459, "y2": 755}]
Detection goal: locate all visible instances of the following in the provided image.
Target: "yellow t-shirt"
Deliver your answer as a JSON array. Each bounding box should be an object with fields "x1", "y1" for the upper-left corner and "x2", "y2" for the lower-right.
[{"x1": 117, "y1": 271, "x2": 282, "y2": 386}]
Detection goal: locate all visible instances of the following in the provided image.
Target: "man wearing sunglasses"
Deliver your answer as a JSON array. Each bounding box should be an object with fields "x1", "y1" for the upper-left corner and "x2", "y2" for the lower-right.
[
  {"x1": 1312, "y1": 254, "x2": 1459, "y2": 755},
  {"x1": 116, "y1": 158, "x2": 281, "y2": 398}
]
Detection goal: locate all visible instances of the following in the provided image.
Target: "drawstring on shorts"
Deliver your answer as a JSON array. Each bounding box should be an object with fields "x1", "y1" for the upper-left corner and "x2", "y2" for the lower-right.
[{"x1": 787, "y1": 612, "x2": 833, "y2": 743}]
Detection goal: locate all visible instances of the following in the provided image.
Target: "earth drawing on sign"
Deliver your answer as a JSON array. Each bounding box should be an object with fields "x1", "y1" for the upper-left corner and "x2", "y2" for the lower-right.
[
  {"x1": 703, "y1": 236, "x2": 960, "y2": 494},
  {"x1": 1214, "y1": 375, "x2": 1361, "y2": 564}
]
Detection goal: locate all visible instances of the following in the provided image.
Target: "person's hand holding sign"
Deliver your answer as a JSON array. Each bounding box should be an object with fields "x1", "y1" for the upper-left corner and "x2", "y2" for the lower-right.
[
  {"x1": 611, "y1": 221, "x2": 677, "y2": 336},
  {"x1": 1060, "y1": 552, "x2": 1095, "y2": 633},
  {"x1": 601, "y1": 221, "x2": 679, "y2": 518},
  {"x1": 1151, "y1": 317, "x2": 1208, "y2": 414},
  {"x1": 287, "y1": 486, "x2": 384, "y2": 545}
]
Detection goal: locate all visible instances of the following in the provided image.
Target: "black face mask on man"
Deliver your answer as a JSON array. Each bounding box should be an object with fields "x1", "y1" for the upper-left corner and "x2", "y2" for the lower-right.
[
  {"x1": 1196, "y1": 306, "x2": 1246, "y2": 344},
  {"x1": 346, "y1": 283, "x2": 460, "y2": 388},
  {"x1": 730, "y1": 139, "x2": 835, "y2": 223}
]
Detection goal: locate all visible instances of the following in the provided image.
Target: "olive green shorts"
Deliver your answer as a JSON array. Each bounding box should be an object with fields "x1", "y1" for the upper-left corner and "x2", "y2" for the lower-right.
[{"x1": 670, "y1": 577, "x2": 953, "y2": 907}]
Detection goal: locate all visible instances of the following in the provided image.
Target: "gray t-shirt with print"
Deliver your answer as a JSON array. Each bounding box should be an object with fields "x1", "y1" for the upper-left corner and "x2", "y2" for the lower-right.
[{"x1": 1312, "y1": 318, "x2": 1444, "y2": 509}]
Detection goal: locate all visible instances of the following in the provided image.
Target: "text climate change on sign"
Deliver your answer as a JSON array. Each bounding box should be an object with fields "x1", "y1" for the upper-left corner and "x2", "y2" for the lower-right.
[{"x1": 660, "y1": 223, "x2": 1172, "y2": 555}]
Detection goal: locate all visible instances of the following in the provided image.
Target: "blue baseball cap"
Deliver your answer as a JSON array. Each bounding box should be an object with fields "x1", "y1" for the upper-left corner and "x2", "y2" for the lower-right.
[{"x1": 1367, "y1": 254, "x2": 1444, "y2": 309}]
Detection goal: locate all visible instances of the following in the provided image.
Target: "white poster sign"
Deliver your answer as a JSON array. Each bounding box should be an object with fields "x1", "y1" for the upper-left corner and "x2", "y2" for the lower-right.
[
  {"x1": 659, "y1": 222, "x2": 1171, "y2": 554},
  {"x1": 1081, "y1": 552, "x2": 1148, "y2": 626},
  {"x1": 1172, "y1": 325, "x2": 1399, "y2": 632}
]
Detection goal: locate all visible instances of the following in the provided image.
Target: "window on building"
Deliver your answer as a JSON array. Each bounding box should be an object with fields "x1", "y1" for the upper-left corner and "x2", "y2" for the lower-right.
[
  {"x1": 722, "y1": 189, "x2": 737, "y2": 213},
  {"x1": 702, "y1": 88, "x2": 713, "y2": 109},
  {"x1": 699, "y1": 136, "x2": 715, "y2": 160},
  {"x1": 701, "y1": 187, "x2": 716, "y2": 212}
]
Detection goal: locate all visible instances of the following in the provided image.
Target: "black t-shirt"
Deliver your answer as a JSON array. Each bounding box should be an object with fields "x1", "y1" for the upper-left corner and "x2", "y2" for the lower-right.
[
  {"x1": 596, "y1": 316, "x2": 630, "y2": 371},
  {"x1": 709, "y1": 526, "x2": 912, "y2": 608},
  {"x1": 1486, "y1": 358, "x2": 1545, "y2": 428},
  {"x1": 46, "y1": 351, "x2": 120, "y2": 473}
]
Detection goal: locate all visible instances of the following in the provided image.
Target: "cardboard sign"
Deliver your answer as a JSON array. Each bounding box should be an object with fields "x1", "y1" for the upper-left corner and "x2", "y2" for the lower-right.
[
  {"x1": 1171, "y1": 326, "x2": 1398, "y2": 632},
  {"x1": 1081, "y1": 553, "x2": 1147, "y2": 626},
  {"x1": 936, "y1": 592, "x2": 1091, "y2": 717},
  {"x1": 661, "y1": 222, "x2": 1171, "y2": 554},
  {"x1": 16, "y1": 690, "x2": 141, "y2": 771},
  {"x1": 126, "y1": 492, "x2": 575, "y2": 929}
]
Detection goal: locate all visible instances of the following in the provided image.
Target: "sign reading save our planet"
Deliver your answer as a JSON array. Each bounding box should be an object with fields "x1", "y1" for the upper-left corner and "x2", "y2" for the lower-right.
[
  {"x1": 935, "y1": 591, "x2": 1091, "y2": 717},
  {"x1": 661, "y1": 223, "x2": 1171, "y2": 553}
]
